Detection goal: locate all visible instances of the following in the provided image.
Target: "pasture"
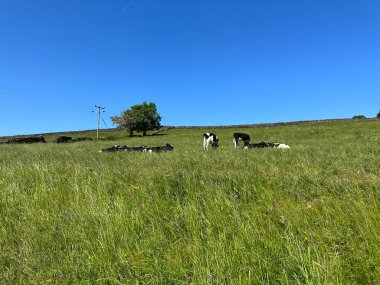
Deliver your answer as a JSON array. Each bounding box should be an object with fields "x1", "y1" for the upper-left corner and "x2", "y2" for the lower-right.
[{"x1": 0, "y1": 120, "x2": 379, "y2": 284}]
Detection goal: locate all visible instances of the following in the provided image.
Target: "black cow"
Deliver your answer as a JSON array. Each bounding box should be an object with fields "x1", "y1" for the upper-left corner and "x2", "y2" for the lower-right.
[
  {"x1": 126, "y1": 145, "x2": 147, "y2": 152},
  {"x1": 233, "y1": 133, "x2": 250, "y2": 148},
  {"x1": 144, "y1": 143, "x2": 174, "y2": 153},
  {"x1": 99, "y1": 145, "x2": 127, "y2": 152},
  {"x1": 203, "y1": 133, "x2": 219, "y2": 150},
  {"x1": 99, "y1": 145, "x2": 146, "y2": 153},
  {"x1": 244, "y1": 141, "x2": 271, "y2": 149}
]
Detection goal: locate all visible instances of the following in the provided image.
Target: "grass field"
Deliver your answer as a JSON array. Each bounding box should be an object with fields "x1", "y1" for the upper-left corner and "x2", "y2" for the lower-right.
[{"x1": 0, "y1": 120, "x2": 379, "y2": 284}]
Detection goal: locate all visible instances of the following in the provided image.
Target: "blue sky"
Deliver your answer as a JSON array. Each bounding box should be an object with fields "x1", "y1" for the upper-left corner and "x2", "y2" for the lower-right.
[{"x1": 0, "y1": 0, "x2": 379, "y2": 136}]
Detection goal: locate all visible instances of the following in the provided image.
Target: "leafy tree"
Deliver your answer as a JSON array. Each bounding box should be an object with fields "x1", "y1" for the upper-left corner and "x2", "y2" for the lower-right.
[
  {"x1": 352, "y1": 115, "x2": 366, "y2": 119},
  {"x1": 111, "y1": 109, "x2": 138, "y2": 136},
  {"x1": 377, "y1": 110, "x2": 380, "y2": 119},
  {"x1": 111, "y1": 102, "x2": 162, "y2": 136}
]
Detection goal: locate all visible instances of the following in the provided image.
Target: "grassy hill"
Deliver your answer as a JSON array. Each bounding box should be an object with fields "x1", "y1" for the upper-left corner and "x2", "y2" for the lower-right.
[{"x1": 0, "y1": 120, "x2": 379, "y2": 284}]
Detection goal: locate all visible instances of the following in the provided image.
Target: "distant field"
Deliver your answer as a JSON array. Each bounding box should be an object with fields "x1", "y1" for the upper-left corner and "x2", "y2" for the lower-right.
[{"x1": 0, "y1": 120, "x2": 379, "y2": 284}]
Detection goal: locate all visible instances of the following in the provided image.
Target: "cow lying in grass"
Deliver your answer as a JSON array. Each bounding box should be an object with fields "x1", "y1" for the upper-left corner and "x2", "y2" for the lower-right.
[
  {"x1": 244, "y1": 141, "x2": 290, "y2": 149},
  {"x1": 203, "y1": 133, "x2": 219, "y2": 150},
  {"x1": 99, "y1": 145, "x2": 146, "y2": 153},
  {"x1": 233, "y1": 132, "x2": 250, "y2": 148},
  {"x1": 99, "y1": 144, "x2": 174, "y2": 153},
  {"x1": 143, "y1": 143, "x2": 174, "y2": 153},
  {"x1": 272, "y1": 143, "x2": 290, "y2": 149}
]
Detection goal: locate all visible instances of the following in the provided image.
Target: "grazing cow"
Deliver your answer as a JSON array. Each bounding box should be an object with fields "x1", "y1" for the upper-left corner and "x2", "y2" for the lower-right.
[
  {"x1": 143, "y1": 143, "x2": 174, "y2": 153},
  {"x1": 203, "y1": 133, "x2": 219, "y2": 150},
  {"x1": 245, "y1": 141, "x2": 290, "y2": 149},
  {"x1": 233, "y1": 133, "x2": 250, "y2": 148}
]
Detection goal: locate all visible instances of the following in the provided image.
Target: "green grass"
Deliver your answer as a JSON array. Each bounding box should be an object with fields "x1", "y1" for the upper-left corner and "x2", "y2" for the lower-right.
[{"x1": 1, "y1": 120, "x2": 379, "y2": 284}]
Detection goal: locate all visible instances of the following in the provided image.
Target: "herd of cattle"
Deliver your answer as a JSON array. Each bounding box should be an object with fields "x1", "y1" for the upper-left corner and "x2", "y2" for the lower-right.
[
  {"x1": 0, "y1": 132, "x2": 290, "y2": 153},
  {"x1": 99, "y1": 143, "x2": 174, "y2": 153},
  {"x1": 100, "y1": 132, "x2": 290, "y2": 153},
  {"x1": 204, "y1": 132, "x2": 290, "y2": 150}
]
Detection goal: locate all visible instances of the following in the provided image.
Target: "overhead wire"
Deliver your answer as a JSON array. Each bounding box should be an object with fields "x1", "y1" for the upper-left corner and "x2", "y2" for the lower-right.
[{"x1": 101, "y1": 113, "x2": 110, "y2": 129}]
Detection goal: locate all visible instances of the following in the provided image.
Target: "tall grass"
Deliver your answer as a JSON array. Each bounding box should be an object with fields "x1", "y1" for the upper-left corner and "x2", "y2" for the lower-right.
[{"x1": 0, "y1": 120, "x2": 379, "y2": 284}]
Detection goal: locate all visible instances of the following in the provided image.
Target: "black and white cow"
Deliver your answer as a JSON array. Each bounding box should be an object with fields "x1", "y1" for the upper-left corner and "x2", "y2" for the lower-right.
[
  {"x1": 244, "y1": 141, "x2": 271, "y2": 149},
  {"x1": 99, "y1": 145, "x2": 146, "y2": 153},
  {"x1": 203, "y1": 133, "x2": 219, "y2": 150},
  {"x1": 272, "y1": 143, "x2": 290, "y2": 149},
  {"x1": 99, "y1": 145, "x2": 125, "y2": 152},
  {"x1": 143, "y1": 143, "x2": 174, "y2": 153},
  {"x1": 244, "y1": 141, "x2": 290, "y2": 149},
  {"x1": 233, "y1": 133, "x2": 250, "y2": 148},
  {"x1": 127, "y1": 145, "x2": 147, "y2": 152}
]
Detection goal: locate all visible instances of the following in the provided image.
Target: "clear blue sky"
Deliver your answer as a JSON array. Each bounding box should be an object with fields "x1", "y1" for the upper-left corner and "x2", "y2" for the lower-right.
[{"x1": 0, "y1": 0, "x2": 379, "y2": 136}]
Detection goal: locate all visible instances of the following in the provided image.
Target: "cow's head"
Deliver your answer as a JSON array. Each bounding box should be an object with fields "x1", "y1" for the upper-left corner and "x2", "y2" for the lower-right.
[{"x1": 166, "y1": 143, "x2": 174, "y2": 150}]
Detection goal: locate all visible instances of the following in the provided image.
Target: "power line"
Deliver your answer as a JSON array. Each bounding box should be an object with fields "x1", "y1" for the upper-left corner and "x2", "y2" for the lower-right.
[{"x1": 101, "y1": 114, "x2": 109, "y2": 129}]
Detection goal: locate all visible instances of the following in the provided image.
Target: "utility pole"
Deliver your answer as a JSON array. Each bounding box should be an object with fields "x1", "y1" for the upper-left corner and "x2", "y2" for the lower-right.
[{"x1": 92, "y1": 105, "x2": 105, "y2": 140}]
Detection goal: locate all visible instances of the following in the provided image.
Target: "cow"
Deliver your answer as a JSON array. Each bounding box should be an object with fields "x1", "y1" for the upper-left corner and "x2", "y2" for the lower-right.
[
  {"x1": 99, "y1": 145, "x2": 146, "y2": 153},
  {"x1": 244, "y1": 141, "x2": 271, "y2": 149},
  {"x1": 143, "y1": 143, "x2": 174, "y2": 153},
  {"x1": 99, "y1": 145, "x2": 127, "y2": 152},
  {"x1": 126, "y1": 145, "x2": 147, "y2": 152},
  {"x1": 203, "y1": 133, "x2": 219, "y2": 150},
  {"x1": 233, "y1": 133, "x2": 250, "y2": 148},
  {"x1": 272, "y1": 143, "x2": 290, "y2": 149},
  {"x1": 244, "y1": 141, "x2": 290, "y2": 149}
]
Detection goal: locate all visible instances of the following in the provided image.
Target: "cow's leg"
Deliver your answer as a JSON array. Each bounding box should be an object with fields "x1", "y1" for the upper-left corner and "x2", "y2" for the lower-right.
[{"x1": 233, "y1": 138, "x2": 237, "y2": 148}]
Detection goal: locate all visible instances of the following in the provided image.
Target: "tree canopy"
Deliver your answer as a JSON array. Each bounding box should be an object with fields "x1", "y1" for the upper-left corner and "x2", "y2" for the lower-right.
[
  {"x1": 111, "y1": 102, "x2": 162, "y2": 136},
  {"x1": 352, "y1": 115, "x2": 366, "y2": 119}
]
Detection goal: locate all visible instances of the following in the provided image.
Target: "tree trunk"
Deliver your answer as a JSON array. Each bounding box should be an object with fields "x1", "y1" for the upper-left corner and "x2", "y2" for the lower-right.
[
  {"x1": 143, "y1": 130, "x2": 147, "y2": 136},
  {"x1": 129, "y1": 130, "x2": 134, "y2": 137}
]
